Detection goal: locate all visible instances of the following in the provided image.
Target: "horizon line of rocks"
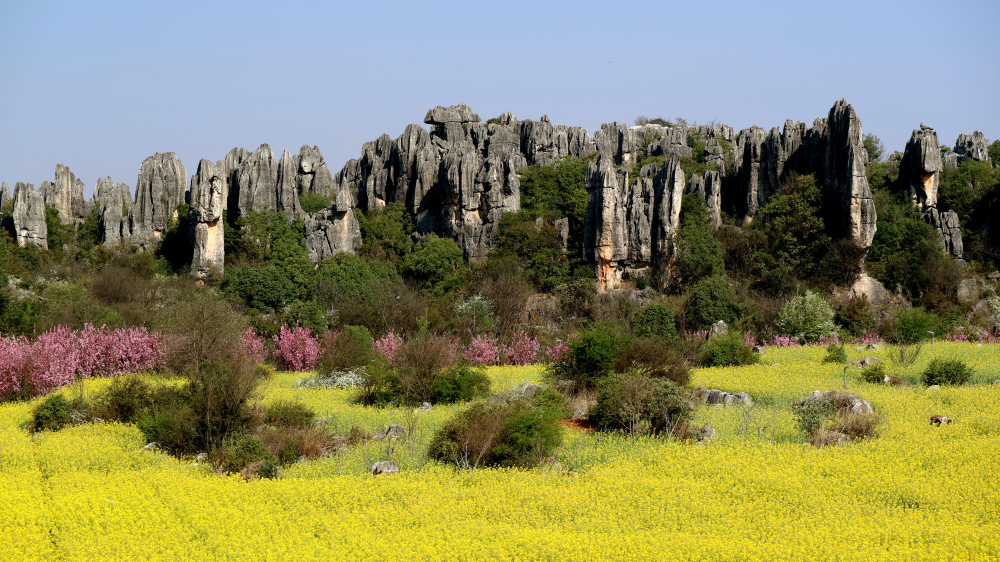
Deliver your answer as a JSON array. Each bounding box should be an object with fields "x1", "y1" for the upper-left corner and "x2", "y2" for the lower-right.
[{"x1": 1, "y1": 101, "x2": 991, "y2": 290}]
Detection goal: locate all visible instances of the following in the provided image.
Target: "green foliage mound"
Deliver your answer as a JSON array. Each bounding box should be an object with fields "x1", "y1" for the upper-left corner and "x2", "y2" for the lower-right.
[
  {"x1": 589, "y1": 372, "x2": 693, "y2": 437},
  {"x1": 696, "y1": 332, "x2": 757, "y2": 367},
  {"x1": 428, "y1": 386, "x2": 570, "y2": 469},
  {"x1": 921, "y1": 358, "x2": 973, "y2": 386}
]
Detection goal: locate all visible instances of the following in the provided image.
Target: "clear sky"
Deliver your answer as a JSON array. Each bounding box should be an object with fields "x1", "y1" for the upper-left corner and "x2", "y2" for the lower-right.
[{"x1": 1, "y1": 0, "x2": 997, "y2": 196}]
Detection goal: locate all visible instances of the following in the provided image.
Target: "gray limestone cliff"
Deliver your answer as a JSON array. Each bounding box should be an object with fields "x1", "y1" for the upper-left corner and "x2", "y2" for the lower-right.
[
  {"x1": 824, "y1": 99, "x2": 876, "y2": 249},
  {"x1": 189, "y1": 159, "x2": 226, "y2": 279},
  {"x1": 129, "y1": 152, "x2": 188, "y2": 251},
  {"x1": 954, "y1": 131, "x2": 991, "y2": 164},
  {"x1": 12, "y1": 182, "x2": 47, "y2": 249},
  {"x1": 899, "y1": 125, "x2": 964, "y2": 258},
  {"x1": 94, "y1": 177, "x2": 131, "y2": 246}
]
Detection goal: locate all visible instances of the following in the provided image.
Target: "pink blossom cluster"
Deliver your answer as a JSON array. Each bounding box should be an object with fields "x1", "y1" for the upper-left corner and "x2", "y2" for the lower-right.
[
  {"x1": 743, "y1": 331, "x2": 756, "y2": 347},
  {"x1": 0, "y1": 324, "x2": 164, "y2": 400},
  {"x1": 851, "y1": 332, "x2": 885, "y2": 345},
  {"x1": 544, "y1": 339, "x2": 571, "y2": 365},
  {"x1": 505, "y1": 332, "x2": 540, "y2": 366},
  {"x1": 240, "y1": 328, "x2": 268, "y2": 364},
  {"x1": 464, "y1": 335, "x2": 500, "y2": 366},
  {"x1": 374, "y1": 332, "x2": 403, "y2": 366},
  {"x1": 272, "y1": 325, "x2": 320, "y2": 372},
  {"x1": 682, "y1": 330, "x2": 709, "y2": 342}
]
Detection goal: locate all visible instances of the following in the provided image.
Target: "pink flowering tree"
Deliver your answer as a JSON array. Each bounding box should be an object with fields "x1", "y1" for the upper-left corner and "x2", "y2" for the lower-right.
[
  {"x1": 272, "y1": 325, "x2": 320, "y2": 371},
  {"x1": 505, "y1": 331, "x2": 540, "y2": 366},
  {"x1": 374, "y1": 332, "x2": 403, "y2": 366},
  {"x1": 240, "y1": 327, "x2": 268, "y2": 364},
  {"x1": 464, "y1": 335, "x2": 500, "y2": 366}
]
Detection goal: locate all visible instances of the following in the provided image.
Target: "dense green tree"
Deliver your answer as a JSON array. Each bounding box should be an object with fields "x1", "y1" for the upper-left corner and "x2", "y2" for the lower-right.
[
  {"x1": 402, "y1": 233, "x2": 466, "y2": 296},
  {"x1": 674, "y1": 193, "x2": 724, "y2": 285},
  {"x1": 518, "y1": 155, "x2": 593, "y2": 251},
  {"x1": 357, "y1": 202, "x2": 413, "y2": 268}
]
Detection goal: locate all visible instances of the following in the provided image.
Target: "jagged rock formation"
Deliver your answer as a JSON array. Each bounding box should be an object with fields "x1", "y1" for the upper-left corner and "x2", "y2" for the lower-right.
[
  {"x1": 333, "y1": 104, "x2": 594, "y2": 260},
  {"x1": 94, "y1": 177, "x2": 131, "y2": 246},
  {"x1": 899, "y1": 125, "x2": 942, "y2": 210},
  {"x1": 189, "y1": 160, "x2": 226, "y2": 279},
  {"x1": 954, "y1": 131, "x2": 991, "y2": 164},
  {"x1": 42, "y1": 164, "x2": 90, "y2": 226},
  {"x1": 923, "y1": 207, "x2": 964, "y2": 258},
  {"x1": 688, "y1": 170, "x2": 722, "y2": 229},
  {"x1": 304, "y1": 207, "x2": 362, "y2": 263},
  {"x1": 899, "y1": 125, "x2": 964, "y2": 258},
  {"x1": 583, "y1": 153, "x2": 685, "y2": 291},
  {"x1": 129, "y1": 152, "x2": 188, "y2": 251},
  {"x1": 12, "y1": 183, "x2": 47, "y2": 249},
  {"x1": 824, "y1": 99, "x2": 876, "y2": 248}
]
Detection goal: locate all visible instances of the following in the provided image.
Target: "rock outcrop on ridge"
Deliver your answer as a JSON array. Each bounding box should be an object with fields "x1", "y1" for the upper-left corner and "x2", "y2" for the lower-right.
[
  {"x1": 899, "y1": 124, "x2": 964, "y2": 258},
  {"x1": 332, "y1": 103, "x2": 594, "y2": 260},
  {"x1": 189, "y1": 159, "x2": 226, "y2": 280},
  {"x1": 3, "y1": 99, "x2": 983, "y2": 290},
  {"x1": 129, "y1": 152, "x2": 188, "y2": 251},
  {"x1": 954, "y1": 131, "x2": 991, "y2": 164},
  {"x1": 94, "y1": 177, "x2": 132, "y2": 246},
  {"x1": 12, "y1": 182, "x2": 47, "y2": 249}
]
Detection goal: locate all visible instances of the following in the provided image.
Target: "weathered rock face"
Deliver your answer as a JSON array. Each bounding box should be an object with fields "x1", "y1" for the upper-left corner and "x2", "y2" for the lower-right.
[
  {"x1": 189, "y1": 159, "x2": 226, "y2": 279},
  {"x1": 900, "y1": 125, "x2": 966, "y2": 257},
  {"x1": 129, "y1": 152, "x2": 188, "y2": 251},
  {"x1": 43, "y1": 164, "x2": 89, "y2": 226},
  {"x1": 334, "y1": 103, "x2": 593, "y2": 261},
  {"x1": 304, "y1": 207, "x2": 362, "y2": 263},
  {"x1": 824, "y1": 99, "x2": 876, "y2": 249},
  {"x1": 583, "y1": 153, "x2": 685, "y2": 291},
  {"x1": 233, "y1": 144, "x2": 279, "y2": 219},
  {"x1": 923, "y1": 207, "x2": 964, "y2": 258},
  {"x1": 899, "y1": 125, "x2": 942, "y2": 210},
  {"x1": 688, "y1": 170, "x2": 722, "y2": 230},
  {"x1": 739, "y1": 126, "x2": 768, "y2": 220},
  {"x1": 296, "y1": 145, "x2": 335, "y2": 196},
  {"x1": 954, "y1": 131, "x2": 991, "y2": 164},
  {"x1": 12, "y1": 182, "x2": 47, "y2": 249},
  {"x1": 94, "y1": 177, "x2": 131, "y2": 246}
]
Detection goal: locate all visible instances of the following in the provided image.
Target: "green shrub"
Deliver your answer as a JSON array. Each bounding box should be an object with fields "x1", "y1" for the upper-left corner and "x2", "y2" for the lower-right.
[
  {"x1": 821, "y1": 344, "x2": 848, "y2": 365},
  {"x1": 589, "y1": 372, "x2": 693, "y2": 437},
  {"x1": 791, "y1": 390, "x2": 879, "y2": 445},
  {"x1": 427, "y1": 386, "x2": 569, "y2": 469},
  {"x1": 555, "y1": 322, "x2": 630, "y2": 389},
  {"x1": 357, "y1": 202, "x2": 414, "y2": 268},
  {"x1": 298, "y1": 192, "x2": 332, "y2": 213},
  {"x1": 860, "y1": 362, "x2": 887, "y2": 384},
  {"x1": 316, "y1": 325, "x2": 374, "y2": 374},
  {"x1": 431, "y1": 363, "x2": 491, "y2": 404},
  {"x1": 611, "y1": 337, "x2": 691, "y2": 385},
  {"x1": 685, "y1": 276, "x2": 739, "y2": 329},
  {"x1": 673, "y1": 193, "x2": 725, "y2": 285},
  {"x1": 219, "y1": 433, "x2": 275, "y2": 473},
  {"x1": 96, "y1": 374, "x2": 153, "y2": 423},
  {"x1": 630, "y1": 304, "x2": 676, "y2": 338},
  {"x1": 264, "y1": 400, "x2": 316, "y2": 428},
  {"x1": 921, "y1": 358, "x2": 973, "y2": 386},
  {"x1": 32, "y1": 394, "x2": 72, "y2": 431},
  {"x1": 696, "y1": 332, "x2": 756, "y2": 367},
  {"x1": 777, "y1": 291, "x2": 835, "y2": 342},
  {"x1": 402, "y1": 233, "x2": 466, "y2": 296},
  {"x1": 834, "y1": 296, "x2": 876, "y2": 338},
  {"x1": 891, "y1": 308, "x2": 940, "y2": 345}
]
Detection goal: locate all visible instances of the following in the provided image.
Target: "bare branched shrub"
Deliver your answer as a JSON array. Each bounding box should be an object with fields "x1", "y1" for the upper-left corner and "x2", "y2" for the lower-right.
[
  {"x1": 478, "y1": 258, "x2": 531, "y2": 341},
  {"x1": 393, "y1": 334, "x2": 456, "y2": 403}
]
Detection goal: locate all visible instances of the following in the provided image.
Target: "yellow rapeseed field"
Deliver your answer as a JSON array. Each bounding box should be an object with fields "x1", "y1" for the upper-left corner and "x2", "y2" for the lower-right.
[{"x1": 2, "y1": 343, "x2": 999, "y2": 561}]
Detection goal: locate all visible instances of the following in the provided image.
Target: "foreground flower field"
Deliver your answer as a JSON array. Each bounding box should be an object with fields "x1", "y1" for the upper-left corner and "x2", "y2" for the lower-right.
[{"x1": 2, "y1": 343, "x2": 999, "y2": 561}]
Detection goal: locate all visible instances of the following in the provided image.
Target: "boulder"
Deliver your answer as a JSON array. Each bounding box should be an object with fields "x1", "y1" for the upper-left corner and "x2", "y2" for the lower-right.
[
  {"x1": 189, "y1": 159, "x2": 226, "y2": 280},
  {"x1": 12, "y1": 182, "x2": 47, "y2": 249},
  {"x1": 384, "y1": 424, "x2": 407, "y2": 439},
  {"x1": 850, "y1": 273, "x2": 892, "y2": 306},
  {"x1": 371, "y1": 460, "x2": 399, "y2": 476},
  {"x1": 709, "y1": 320, "x2": 729, "y2": 339},
  {"x1": 697, "y1": 422, "x2": 717, "y2": 442}
]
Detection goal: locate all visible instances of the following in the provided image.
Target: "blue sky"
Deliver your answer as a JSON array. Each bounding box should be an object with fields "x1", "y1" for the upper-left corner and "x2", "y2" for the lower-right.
[{"x1": 1, "y1": 0, "x2": 997, "y2": 196}]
